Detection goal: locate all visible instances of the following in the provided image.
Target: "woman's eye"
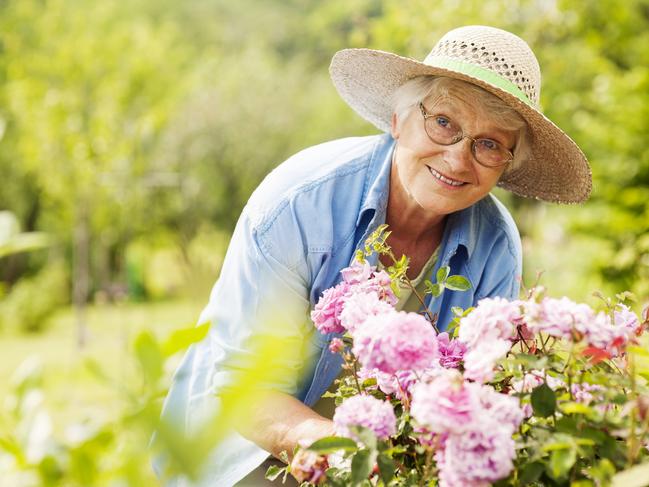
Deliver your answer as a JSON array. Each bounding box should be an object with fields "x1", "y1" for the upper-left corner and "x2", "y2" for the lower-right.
[
  {"x1": 477, "y1": 139, "x2": 499, "y2": 151},
  {"x1": 435, "y1": 116, "x2": 451, "y2": 129}
]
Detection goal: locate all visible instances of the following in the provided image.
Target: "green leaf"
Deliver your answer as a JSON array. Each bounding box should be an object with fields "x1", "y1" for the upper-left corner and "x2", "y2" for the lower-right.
[
  {"x1": 84, "y1": 358, "x2": 111, "y2": 384},
  {"x1": 307, "y1": 437, "x2": 358, "y2": 454},
  {"x1": 519, "y1": 461, "x2": 544, "y2": 484},
  {"x1": 615, "y1": 291, "x2": 637, "y2": 303},
  {"x1": 351, "y1": 449, "x2": 373, "y2": 485},
  {"x1": 436, "y1": 266, "x2": 450, "y2": 283},
  {"x1": 351, "y1": 426, "x2": 377, "y2": 451},
  {"x1": 598, "y1": 435, "x2": 626, "y2": 465},
  {"x1": 134, "y1": 331, "x2": 163, "y2": 384},
  {"x1": 0, "y1": 232, "x2": 51, "y2": 259},
  {"x1": 548, "y1": 448, "x2": 577, "y2": 479},
  {"x1": 627, "y1": 345, "x2": 649, "y2": 357},
  {"x1": 451, "y1": 306, "x2": 464, "y2": 317},
  {"x1": 376, "y1": 454, "x2": 395, "y2": 484},
  {"x1": 531, "y1": 383, "x2": 557, "y2": 417},
  {"x1": 279, "y1": 450, "x2": 290, "y2": 464},
  {"x1": 161, "y1": 322, "x2": 210, "y2": 357},
  {"x1": 265, "y1": 464, "x2": 285, "y2": 481},
  {"x1": 0, "y1": 435, "x2": 25, "y2": 461},
  {"x1": 611, "y1": 462, "x2": 649, "y2": 487},
  {"x1": 587, "y1": 458, "x2": 616, "y2": 485},
  {"x1": 445, "y1": 275, "x2": 472, "y2": 291},
  {"x1": 562, "y1": 401, "x2": 597, "y2": 418},
  {"x1": 425, "y1": 281, "x2": 443, "y2": 297},
  {"x1": 510, "y1": 353, "x2": 549, "y2": 370}
]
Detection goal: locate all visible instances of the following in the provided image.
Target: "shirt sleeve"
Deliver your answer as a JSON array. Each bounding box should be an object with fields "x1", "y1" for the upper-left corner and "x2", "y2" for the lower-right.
[{"x1": 198, "y1": 205, "x2": 318, "y2": 397}]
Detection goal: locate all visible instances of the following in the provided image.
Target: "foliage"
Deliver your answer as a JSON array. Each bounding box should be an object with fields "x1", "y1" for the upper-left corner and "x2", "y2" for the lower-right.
[
  {"x1": 0, "y1": 322, "x2": 211, "y2": 485},
  {"x1": 0, "y1": 211, "x2": 50, "y2": 261},
  {"x1": 1, "y1": 0, "x2": 647, "y2": 308},
  {"x1": 0, "y1": 259, "x2": 68, "y2": 333}
]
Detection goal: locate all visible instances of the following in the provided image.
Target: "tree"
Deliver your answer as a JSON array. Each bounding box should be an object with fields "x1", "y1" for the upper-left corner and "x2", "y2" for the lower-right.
[{"x1": 0, "y1": 0, "x2": 198, "y2": 343}]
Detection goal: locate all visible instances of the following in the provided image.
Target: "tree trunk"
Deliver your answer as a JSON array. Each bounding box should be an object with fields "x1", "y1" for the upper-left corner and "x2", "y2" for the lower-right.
[{"x1": 72, "y1": 210, "x2": 90, "y2": 348}]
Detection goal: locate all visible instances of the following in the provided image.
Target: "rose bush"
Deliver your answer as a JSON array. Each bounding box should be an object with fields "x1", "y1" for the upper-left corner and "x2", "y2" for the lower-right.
[{"x1": 269, "y1": 226, "x2": 649, "y2": 487}]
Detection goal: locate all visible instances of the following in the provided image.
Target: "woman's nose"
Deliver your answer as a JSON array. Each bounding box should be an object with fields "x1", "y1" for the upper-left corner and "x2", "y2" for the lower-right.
[{"x1": 443, "y1": 137, "x2": 474, "y2": 171}]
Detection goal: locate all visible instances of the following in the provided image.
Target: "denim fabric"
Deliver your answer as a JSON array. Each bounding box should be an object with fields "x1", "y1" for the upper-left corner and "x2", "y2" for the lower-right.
[{"x1": 157, "y1": 133, "x2": 522, "y2": 486}]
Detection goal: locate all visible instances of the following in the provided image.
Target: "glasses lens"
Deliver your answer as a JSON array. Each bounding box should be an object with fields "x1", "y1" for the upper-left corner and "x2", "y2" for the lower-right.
[
  {"x1": 473, "y1": 138, "x2": 512, "y2": 167},
  {"x1": 423, "y1": 115, "x2": 461, "y2": 145}
]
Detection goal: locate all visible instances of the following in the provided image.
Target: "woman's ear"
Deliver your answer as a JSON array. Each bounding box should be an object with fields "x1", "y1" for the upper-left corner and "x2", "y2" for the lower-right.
[{"x1": 390, "y1": 113, "x2": 400, "y2": 139}]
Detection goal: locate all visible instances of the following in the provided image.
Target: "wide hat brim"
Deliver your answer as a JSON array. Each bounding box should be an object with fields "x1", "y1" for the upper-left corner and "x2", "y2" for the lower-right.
[{"x1": 330, "y1": 48, "x2": 592, "y2": 204}]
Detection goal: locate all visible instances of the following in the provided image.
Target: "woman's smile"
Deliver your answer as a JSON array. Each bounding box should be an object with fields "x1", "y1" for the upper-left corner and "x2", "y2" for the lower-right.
[{"x1": 427, "y1": 165, "x2": 467, "y2": 188}]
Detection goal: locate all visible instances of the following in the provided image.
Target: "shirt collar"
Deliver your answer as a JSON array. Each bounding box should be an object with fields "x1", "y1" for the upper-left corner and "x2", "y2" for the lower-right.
[
  {"x1": 439, "y1": 206, "x2": 475, "y2": 262},
  {"x1": 356, "y1": 134, "x2": 395, "y2": 226},
  {"x1": 356, "y1": 133, "x2": 482, "y2": 260}
]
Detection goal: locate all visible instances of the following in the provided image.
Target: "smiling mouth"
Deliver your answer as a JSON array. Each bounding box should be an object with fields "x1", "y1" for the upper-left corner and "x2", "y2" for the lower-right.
[{"x1": 427, "y1": 166, "x2": 467, "y2": 187}]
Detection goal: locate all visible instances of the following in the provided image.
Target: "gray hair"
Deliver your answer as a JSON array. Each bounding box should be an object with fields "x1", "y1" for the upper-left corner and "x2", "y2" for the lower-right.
[{"x1": 391, "y1": 76, "x2": 531, "y2": 171}]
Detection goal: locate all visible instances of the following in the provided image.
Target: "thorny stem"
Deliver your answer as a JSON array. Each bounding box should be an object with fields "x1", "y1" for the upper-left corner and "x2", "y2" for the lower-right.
[
  {"x1": 608, "y1": 359, "x2": 625, "y2": 376},
  {"x1": 516, "y1": 327, "x2": 532, "y2": 353},
  {"x1": 386, "y1": 250, "x2": 439, "y2": 333},
  {"x1": 627, "y1": 353, "x2": 639, "y2": 466},
  {"x1": 348, "y1": 354, "x2": 363, "y2": 395},
  {"x1": 560, "y1": 342, "x2": 575, "y2": 375},
  {"x1": 395, "y1": 374, "x2": 410, "y2": 411},
  {"x1": 421, "y1": 447, "x2": 435, "y2": 486},
  {"x1": 635, "y1": 412, "x2": 649, "y2": 460},
  {"x1": 606, "y1": 359, "x2": 629, "y2": 396},
  {"x1": 539, "y1": 334, "x2": 549, "y2": 355}
]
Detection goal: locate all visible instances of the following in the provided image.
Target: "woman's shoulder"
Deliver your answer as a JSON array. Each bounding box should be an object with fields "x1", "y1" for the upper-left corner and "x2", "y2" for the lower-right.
[
  {"x1": 246, "y1": 135, "x2": 385, "y2": 229},
  {"x1": 463, "y1": 194, "x2": 521, "y2": 257},
  {"x1": 476, "y1": 194, "x2": 519, "y2": 236}
]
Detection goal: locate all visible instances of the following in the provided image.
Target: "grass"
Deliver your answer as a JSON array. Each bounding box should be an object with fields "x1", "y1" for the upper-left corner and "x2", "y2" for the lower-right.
[{"x1": 0, "y1": 299, "x2": 205, "y2": 431}]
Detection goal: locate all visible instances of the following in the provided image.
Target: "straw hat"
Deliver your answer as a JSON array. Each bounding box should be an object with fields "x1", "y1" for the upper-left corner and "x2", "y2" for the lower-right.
[{"x1": 329, "y1": 25, "x2": 591, "y2": 203}]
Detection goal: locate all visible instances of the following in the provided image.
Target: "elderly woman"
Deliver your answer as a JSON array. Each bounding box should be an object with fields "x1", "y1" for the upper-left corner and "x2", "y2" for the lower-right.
[{"x1": 158, "y1": 26, "x2": 591, "y2": 486}]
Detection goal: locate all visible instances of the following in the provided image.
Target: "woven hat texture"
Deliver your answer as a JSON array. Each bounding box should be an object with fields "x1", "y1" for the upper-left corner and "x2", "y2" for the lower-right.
[{"x1": 330, "y1": 25, "x2": 591, "y2": 203}]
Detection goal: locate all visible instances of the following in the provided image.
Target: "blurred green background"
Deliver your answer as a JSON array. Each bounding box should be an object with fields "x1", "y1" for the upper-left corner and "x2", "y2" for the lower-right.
[{"x1": 1, "y1": 0, "x2": 648, "y2": 484}]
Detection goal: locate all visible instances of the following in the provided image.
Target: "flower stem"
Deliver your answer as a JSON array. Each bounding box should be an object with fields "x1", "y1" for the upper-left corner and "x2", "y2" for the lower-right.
[
  {"x1": 627, "y1": 353, "x2": 639, "y2": 466},
  {"x1": 350, "y1": 356, "x2": 363, "y2": 395},
  {"x1": 421, "y1": 447, "x2": 435, "y2": 485},
  {"x1": 516, "y1": 327, "x2": 532, "y2": 353},
  {"x1": 386, "y1": 250, "x2": 439, "y2": 333}
]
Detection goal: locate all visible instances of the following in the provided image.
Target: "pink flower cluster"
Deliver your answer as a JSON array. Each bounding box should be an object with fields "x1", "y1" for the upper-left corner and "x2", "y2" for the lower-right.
[
  {"x1": 510, "y1": 370, "x2": 565, "y2": 395},
  {"x1": 458, "y1": 297, "x2": 522, "y2": 383},
  {"x1": 455, "y1": 297, "x2": 643, "y2": 384},
  {"x1": 314, "y1": 259, "x2": 440, "y2": 378},
  {"x1": 571, "y1": 382, "x2": 604, "y2": 405},
  {"x1": 333, "y1": 394, "x2": 396, "y2": 441},
  {"x1": 525, "y1": 298, "x2": 642, "y2": 358},
  {"x1": 289, "y1": 450, "x2": 328, "y2": 485},
  {"x1": 340, "y1": 291, "x2": 394, "y2": 333},
  {"x1": 435, "y1": 428, "x2": 516, "y2": 487},
  {"x1": 353, "y1": 311, "x2": 438, "y2": 374},
  {"x1": 411, "y1": 369, "x2": 523, "y2": 486},
  {"x1": 310, "y1": 260, "x2": 396, "y2": 335},
  {"x1": 437, "y1": 332, "x2": 467, "y2": 369}
]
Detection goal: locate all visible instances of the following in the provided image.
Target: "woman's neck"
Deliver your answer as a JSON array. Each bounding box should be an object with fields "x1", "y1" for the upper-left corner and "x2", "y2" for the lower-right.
[{"x1": 386, "y1": 161, "x2": 446, "y2": 246}]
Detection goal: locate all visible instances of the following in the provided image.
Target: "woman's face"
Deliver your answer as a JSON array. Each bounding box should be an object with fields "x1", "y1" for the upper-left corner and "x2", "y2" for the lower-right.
[{"x1": 390, "y1": 95, "x2": 516, "y2": 218}]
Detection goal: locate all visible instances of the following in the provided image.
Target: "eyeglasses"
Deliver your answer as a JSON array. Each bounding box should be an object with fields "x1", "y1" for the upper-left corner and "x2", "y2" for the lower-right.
[{"x1": 418, "y1": 103, "x2": 514, "y2": 168}]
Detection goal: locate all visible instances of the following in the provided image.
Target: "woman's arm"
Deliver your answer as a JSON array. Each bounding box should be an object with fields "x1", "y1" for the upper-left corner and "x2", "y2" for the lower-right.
[{"x1": 237, "y1": 390, "x2": 335, "y2": 460}]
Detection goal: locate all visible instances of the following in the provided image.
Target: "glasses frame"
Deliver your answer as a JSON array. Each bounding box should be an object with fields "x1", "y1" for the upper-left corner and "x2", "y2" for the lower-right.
[{"x1": 418, "y1": 102, "x2": 514, "y2": 168}]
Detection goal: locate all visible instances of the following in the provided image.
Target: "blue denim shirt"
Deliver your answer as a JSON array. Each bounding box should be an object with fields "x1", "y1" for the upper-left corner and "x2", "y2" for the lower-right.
[{"x1": 159, "y1": 133, "x2": 522, "y2": 486}]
